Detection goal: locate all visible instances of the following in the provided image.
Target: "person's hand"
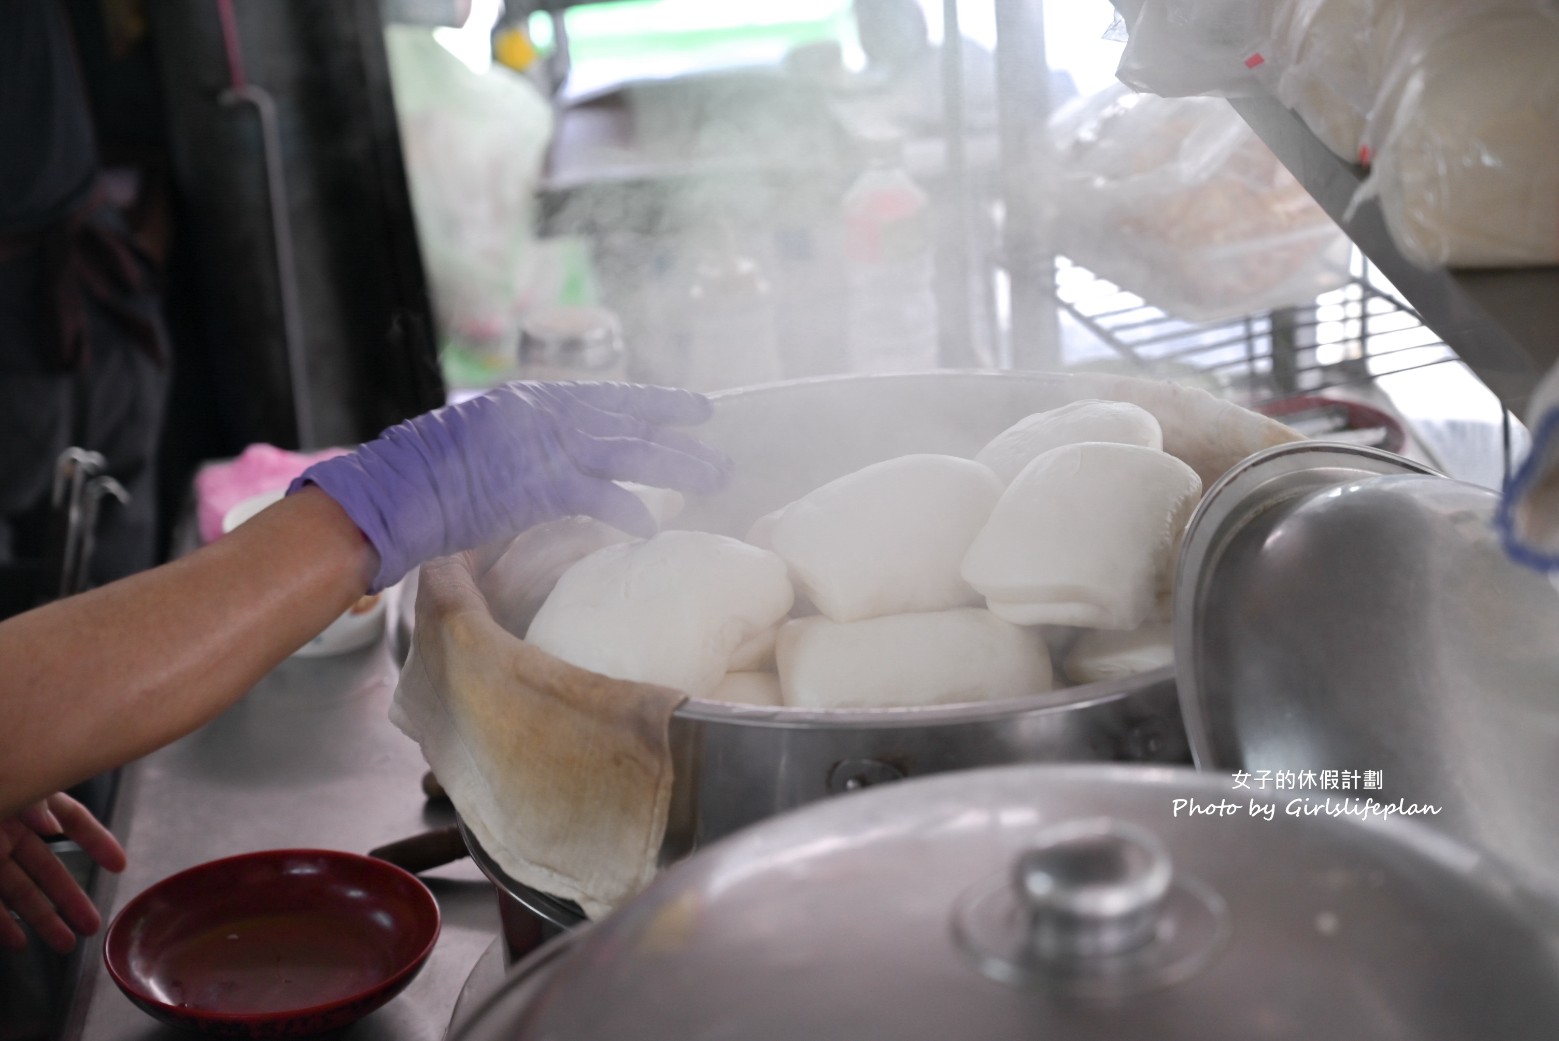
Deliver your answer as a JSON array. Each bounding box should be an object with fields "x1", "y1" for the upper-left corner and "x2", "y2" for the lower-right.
[
  {"x1": 1, "y1": 793, "x2": 128, "y2": 953},
  {"x1": 291, "y1": 381, "x2": 732, "y2": 592}
]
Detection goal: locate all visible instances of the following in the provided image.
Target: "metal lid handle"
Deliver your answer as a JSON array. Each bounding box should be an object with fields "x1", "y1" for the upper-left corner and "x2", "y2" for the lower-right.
[{"x1": 1015, "y1": 818, "x2": 1172, "y2": 961}]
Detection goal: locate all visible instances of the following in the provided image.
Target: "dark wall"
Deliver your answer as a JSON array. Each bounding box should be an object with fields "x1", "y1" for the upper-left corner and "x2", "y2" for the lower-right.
[{"x1": 147, "y1": 0, "x2": 443, "y2": 452}]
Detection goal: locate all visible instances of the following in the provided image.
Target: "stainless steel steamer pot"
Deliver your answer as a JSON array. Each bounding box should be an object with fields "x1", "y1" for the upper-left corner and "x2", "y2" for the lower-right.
[
  {"x1": 451, "y1": 765, "x2": 1559, "y2": 1041},
  {"x1": 657, "y1": 372, "x2": 1199, "y2": 855},
  {"x1": 461, "y1": 371, "x2": 1229, "y2": 951}
]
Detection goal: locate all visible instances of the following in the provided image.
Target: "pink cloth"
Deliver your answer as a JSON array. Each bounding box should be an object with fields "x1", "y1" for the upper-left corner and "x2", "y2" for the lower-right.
[{"x1": 194, "y1": 444, "x2": 351, "y2": 545}]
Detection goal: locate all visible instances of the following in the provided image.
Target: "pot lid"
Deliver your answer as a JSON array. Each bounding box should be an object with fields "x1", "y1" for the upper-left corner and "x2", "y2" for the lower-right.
[
  {"x1": 454, "y1": 764, "x2": 1559, "y2": 1041},
  {"x1": 1175, "y1": 441, "x2": 1559, "y2": 897}
]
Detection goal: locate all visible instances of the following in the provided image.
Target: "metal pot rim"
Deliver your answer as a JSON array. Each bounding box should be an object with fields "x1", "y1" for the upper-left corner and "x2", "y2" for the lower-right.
[
  {"x1": 458, "y1": 815, "x2": 588, "y2": 930},
  {"x1": 703, "y1": 369, "x2": 1072, "y2": 404},
  {"x1": 674, "y1": 664, "x2": 1174, "y2": 728}
]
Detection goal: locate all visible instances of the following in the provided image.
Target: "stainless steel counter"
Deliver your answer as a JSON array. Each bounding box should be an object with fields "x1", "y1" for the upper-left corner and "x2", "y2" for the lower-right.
[{"x1": 59, "y1": 635, "x2": 501, "y2": 1041}]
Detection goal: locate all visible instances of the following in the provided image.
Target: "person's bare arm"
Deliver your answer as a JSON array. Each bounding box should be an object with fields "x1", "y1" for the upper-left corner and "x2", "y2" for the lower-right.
[
  {"x1": 0, "y1": 380, "x2": 727, "y2": 954},
  {"x1": 0, "y1": 381, "x2": 727, "y2": 820},
  {"x1": 0, "y1": 488, "x2": 374, "y2": 817}
]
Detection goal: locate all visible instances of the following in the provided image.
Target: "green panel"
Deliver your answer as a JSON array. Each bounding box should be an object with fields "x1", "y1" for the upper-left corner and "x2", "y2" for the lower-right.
[{"x1": 530, "y1": 0, "x2": 855, "y2": 65}]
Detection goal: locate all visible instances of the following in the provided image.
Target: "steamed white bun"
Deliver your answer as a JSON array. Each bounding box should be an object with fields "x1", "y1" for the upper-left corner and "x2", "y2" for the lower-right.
[
  {"x1": 975, "y1": 400, "x2": 1164, "y2": 484},
  {"x1": 729, "y1": 625, "x2": 779, "y2": 672},
  {"x1": 526, "y1": 531, "x2": 793, "y2": 698},
  {"x1": 776, "y1": 609, "x2": 1053, "y2": 709},
  {"x1": 1063, "y1": 623, "x2": 1174, "y2": 684},
  {"x1": 704, "y1": 672, "x2": 784, "y2": 706},
  {"x1": 768, "y1": 454, "x2": 1002, "y2": 623},
  {"x1": 962, "y1": 442, "x2": 1201, "y2": 631}
]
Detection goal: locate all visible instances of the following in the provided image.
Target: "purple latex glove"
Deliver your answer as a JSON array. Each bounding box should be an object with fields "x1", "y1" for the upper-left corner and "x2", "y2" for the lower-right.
[{"x1": 288, "y1": 381, "x2": 730, "y2": 592}]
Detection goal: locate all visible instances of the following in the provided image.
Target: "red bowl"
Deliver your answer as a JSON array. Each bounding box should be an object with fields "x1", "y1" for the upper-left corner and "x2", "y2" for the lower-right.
[
  {"x1": 1256, "y1": 393, "x2": 1407, "y2": 454},
  {"x1": 104, "y1": 849, "x2": 440, "y2": 1038}
]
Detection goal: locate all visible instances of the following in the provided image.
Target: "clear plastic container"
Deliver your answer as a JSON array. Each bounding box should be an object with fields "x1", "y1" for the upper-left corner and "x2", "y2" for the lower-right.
[{"x1": 517, "y1": 305, "x2": 627, "y2": 383}]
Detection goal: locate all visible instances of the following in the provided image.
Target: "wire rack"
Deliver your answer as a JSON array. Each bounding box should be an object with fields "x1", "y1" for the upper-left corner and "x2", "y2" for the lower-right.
[{"x1": 1052, "y1": 252, "x2": 1463, "y2": 410}]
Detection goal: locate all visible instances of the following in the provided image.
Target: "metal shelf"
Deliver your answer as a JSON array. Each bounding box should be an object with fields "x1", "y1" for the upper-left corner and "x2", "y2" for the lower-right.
[
  {"x1": 1228, "y1": 94, "x2": 1559, "y2": 418},
  {"x1": 1054, "y1": 254, "x2": 1460, "y2": 410}
]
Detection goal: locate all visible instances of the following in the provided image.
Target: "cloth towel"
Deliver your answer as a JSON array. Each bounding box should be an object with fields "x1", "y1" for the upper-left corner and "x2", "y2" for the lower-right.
[{"x1": 391, "y1": 542, "x2": 683, "y2": 919}]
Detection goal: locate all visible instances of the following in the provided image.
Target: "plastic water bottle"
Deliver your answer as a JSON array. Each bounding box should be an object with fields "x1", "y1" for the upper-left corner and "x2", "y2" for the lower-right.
[{"x1": 843, "y1": 136, "x2": 939, "y2": 372}]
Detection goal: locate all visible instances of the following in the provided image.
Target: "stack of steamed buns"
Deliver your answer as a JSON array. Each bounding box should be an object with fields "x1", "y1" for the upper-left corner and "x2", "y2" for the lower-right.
[{"x1": 524, "y1": 400, "x2": 1201, "y2": 710}]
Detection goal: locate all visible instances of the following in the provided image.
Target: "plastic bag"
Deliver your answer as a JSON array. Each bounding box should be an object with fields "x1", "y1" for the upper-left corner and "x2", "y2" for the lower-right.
[
  {"x1": 384, "y1": 27, "x2": 554, "y2": 362},
  {"x1": 1048, "y1": 85, "x2": 1349, "y2": 323},
  {"x1": 1259, "y1": 0, "x2": 1378, "y2": 162},
  {"x1": 1116, "y1": 0, "x2": 1559, "y2": 268},
  {"x1": 1112, "y1": 0, "x2": 1276, "y2": 98},
  {"x1": 1359, "y1": 1, "x2": 1559, "y2": 267}
]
